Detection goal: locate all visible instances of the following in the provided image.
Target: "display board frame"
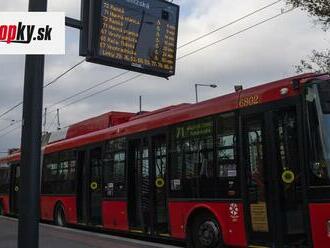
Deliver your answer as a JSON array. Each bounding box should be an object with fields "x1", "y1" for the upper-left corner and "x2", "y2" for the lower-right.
[{"x1": 86, "y1": 0, "x2": 179, "y2": 78}]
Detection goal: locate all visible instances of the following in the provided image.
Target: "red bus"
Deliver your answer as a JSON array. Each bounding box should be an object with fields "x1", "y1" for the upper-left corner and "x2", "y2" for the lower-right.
[{"x1": 0, "y1": 73, "x2": 329, "y2": 247}]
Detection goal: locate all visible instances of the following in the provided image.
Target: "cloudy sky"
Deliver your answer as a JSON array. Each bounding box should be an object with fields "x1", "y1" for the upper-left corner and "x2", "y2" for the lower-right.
[{"x1": 0, "y1": 0, "x2": 329, "y2": 153}]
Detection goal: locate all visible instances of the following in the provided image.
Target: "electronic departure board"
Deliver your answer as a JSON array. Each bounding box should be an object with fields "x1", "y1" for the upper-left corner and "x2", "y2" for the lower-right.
[{"x1": 87, "y1": 0, "x2": 179, "y2": 78}]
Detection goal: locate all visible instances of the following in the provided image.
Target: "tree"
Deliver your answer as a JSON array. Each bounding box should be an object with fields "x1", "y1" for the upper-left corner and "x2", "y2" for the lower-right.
[
  {"x1": 286, "y1": 0, "x2": 330, "y2": 73},
  {"x1": 287, "y1": 0, "x2": 330, "y2": 30},
  {"x1": 295, "y1": 49, "x2": 330, "y2": 73}
]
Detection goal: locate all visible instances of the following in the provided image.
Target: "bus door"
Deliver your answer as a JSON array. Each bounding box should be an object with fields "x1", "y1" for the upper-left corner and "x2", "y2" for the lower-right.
[
  {"x1": 76, "y1": 150, "x2": 87, "y2": 223},
  {"x1": 9, "y1": 164, "x2": 20, "y2": 215},
  {"x1": 242, "y1": 114, "x2": 272, "y2": 245},
  {"x1": 152, "y1": 134, "x2": 169, "y2": 235},
  {"x1": 128, "y1": 134, "x2": 169, "y2": 235},
  {"x1": 271, "y1": 107, "x2": 307, "y2": 246},
  {"x1": 242, "y1": 105, "x2": 307, "y2": 246},
  {"x1": 88, "y1": 147, "x2": 103, "y2": 225}
]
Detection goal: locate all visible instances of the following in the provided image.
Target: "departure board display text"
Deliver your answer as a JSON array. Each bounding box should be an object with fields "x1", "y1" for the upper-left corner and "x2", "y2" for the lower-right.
[{"x1": 87, "y1": 0, "x2": 179, "y2": 78}]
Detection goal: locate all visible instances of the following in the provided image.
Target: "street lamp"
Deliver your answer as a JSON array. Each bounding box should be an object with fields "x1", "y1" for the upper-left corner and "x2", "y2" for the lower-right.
[{"x1": 195, "y1": 83, "x2": 218, "y2": 103}]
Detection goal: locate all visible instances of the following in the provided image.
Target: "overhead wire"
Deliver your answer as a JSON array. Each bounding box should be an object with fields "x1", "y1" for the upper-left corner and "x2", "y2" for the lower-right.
[
  {"x1": 0, "y1": 118, "x2": 17, "y2": 123},
  {"x1": 0, "y1": 3, "x2": 294, "y2": 139},
  {"x1": 47, "y1": 71, "x2": 130, "y2": 109},
  {"x1": 48, "y1": 74, "x2": 142, "y2": 113},
  {"x1": 0, "y1": 123, "x2": 15, "y2": 134},
  {"x1": 53, "y1": 8, "x2": 295, "y2": 112},
  {"x1": 177, "y1": 8, "x2": 294, "y2": 60},
  {"x1": 43, "y1": 59, "x2": 85, "y2": 88},
  {"x1": 178, "y1": 0, "x2": 282, "y2": 49},
  {"x1": 0, "y1": 101, "x2": 57, "y2": 138},
  {"x1": 45, "y1": 113, "x2": 59, "y2": 132},
  {"x1": 0, "y1": 58, "x2": 86, "y2": 122},
  {"x1": 0, "y1": 119, "x2": 22, "y2": 137},
  {"x1": 0, "y1": 124, "x2": 21, "y2": 139},
  {"x1": 0, "y1": 102, "x2": 22, "y2": 120},
  {"x1": 46, "y1": 0, "x2": 283, "y2": 111}
]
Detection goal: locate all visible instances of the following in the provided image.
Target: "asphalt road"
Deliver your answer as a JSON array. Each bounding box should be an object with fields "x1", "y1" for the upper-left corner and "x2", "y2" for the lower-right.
[{"x1": 0, "y1": 217, "x2": 181, "y2": 248}]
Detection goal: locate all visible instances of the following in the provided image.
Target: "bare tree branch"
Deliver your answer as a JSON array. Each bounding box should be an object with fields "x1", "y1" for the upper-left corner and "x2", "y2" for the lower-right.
[
  {"x1": 287, "y1": 0, "x2": 330, "y2": 30},
  {"x1": 295, "y1": 49, "x2": 330, "y2": 73}
]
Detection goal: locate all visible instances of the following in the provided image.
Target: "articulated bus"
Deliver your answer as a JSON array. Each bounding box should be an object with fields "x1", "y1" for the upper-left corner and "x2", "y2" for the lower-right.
[{"x1": 0, "y1": 73, "x2": 329, "y2": 247}]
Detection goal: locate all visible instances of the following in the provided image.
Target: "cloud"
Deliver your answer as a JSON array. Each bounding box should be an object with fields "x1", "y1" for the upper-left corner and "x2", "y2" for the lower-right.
[{"x1": 0, "y1": 0, "x2": 328, "y2": 153}]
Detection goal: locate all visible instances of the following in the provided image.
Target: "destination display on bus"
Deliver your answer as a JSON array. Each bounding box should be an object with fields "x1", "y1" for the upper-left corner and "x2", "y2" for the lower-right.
[{"x1": 87, "y1": 0, "x2": 179, "y2": 78}]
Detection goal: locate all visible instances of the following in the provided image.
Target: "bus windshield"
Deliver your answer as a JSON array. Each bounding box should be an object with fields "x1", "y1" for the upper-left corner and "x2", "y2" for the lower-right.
[{"x1": 306, "y1": 80, "x2": 330, "y2": 186}]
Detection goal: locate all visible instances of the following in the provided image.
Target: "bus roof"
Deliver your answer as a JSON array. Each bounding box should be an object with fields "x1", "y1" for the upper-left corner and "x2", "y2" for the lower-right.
[{"x1": 1, "y1": 73, "x2": 328, "y2": 163}]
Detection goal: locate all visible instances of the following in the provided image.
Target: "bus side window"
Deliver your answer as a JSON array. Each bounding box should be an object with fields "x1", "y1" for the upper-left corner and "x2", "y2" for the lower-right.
[
  {"x1": 170, "y1": 117, "x2": 215, "y2": 198},
  {"x1": 42, "y1": 153, "x2": 58, "y2": 194},
  {"x1": 306, "y1": 87, "x2": 330, "y2": 187},
  {"x1": 42, "y1": 151, "x2": 76, "y2": 194},
  {"x1": 216, "y1": 113, "x2": 240, "y2": 198},
  {"x1": 103, "y1": 138, "x2": 127, "y2": 198},
  {"x1": 58, "y1": 150, "x2": 77, "y2": 194}
]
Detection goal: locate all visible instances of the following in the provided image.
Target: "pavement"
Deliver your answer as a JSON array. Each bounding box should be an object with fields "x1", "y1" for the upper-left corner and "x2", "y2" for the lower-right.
[{"x1": 0, "y1": 216, "x2": 182, "y2": 248}]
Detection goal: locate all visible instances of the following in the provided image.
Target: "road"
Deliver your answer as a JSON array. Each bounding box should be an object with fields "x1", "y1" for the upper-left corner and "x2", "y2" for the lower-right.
[{"x1": 0, "y1": 217, "x2": 182, "y2": 248}]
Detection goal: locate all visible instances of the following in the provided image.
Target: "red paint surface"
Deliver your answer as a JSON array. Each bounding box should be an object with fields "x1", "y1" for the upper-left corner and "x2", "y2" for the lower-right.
[
  {"x1": 168, "y1": 201, "x2": 247, "y2": 247},
  {"x1": 102, "y1": 200, "x2": 128, "y2": 231},
  {"x1": 66, "y1": 112, "x2": 134, "y2": 139},
  {"x1": 0, "y1": 195, "x2": 10, "y2": 215},
  {"x1": 0, "y1": 73, "x2": 329, "y2": 246},
  {"x1": 309, "y1": 203, "x2": 330, "y2": 248},
  {"x1": 0, "y1": 153, "x2": 19, "y2": 164},
  {"x1": 40, "y1": 195, "x2": 77, "y2": 224},
  {"x1": 43, "y1": 73, "x2": 327, "y2": 155},
  {"x1": 0, "y1": 73, "x2": 326, "y2": 161}
]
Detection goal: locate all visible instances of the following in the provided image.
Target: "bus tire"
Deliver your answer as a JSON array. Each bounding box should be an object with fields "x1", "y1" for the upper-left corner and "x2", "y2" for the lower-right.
[
  {"x1": 54, "y1": 204, "x2": 66, "y2": 227},
  {"x1": 190, "y1": 213, "x2": 223, "y2": 248}
]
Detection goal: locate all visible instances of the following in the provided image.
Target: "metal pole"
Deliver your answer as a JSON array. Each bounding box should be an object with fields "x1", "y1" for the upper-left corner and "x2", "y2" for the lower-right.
[
  {"x1": 139, "y1": 96, "x2": 142, "y2": 112},
  {"x1": 56, "y1": 108, "x2": 61, "y2": 130},
  {"x1": 43, "y1": 107, "x2": 47, "y2": 132},
  {"x1": 18, "y1": 0, "x2": 47, "y2": 247},
  {"x1": 195, "y1": 84, "x2": 198, "y2": 103}
]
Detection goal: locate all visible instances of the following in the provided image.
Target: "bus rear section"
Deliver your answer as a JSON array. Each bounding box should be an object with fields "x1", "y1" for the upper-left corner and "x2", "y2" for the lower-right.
[
  {"x1": 0, "y1": 163, "x2": 20, "y2": 216},
  {"x1": 0, "y1": 165, "x2": 10, "y2": 215}
]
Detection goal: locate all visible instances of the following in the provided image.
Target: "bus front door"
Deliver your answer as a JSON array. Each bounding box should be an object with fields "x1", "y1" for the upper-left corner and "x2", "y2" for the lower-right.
[
  {"x1": 271, "y1": 107, "x2": 307, "y2": 246},
  {"x1": 243, "y1": 114, "x2": 273, "y2": 245},
  {"x1": 128, "y1": 134, "x2": 169, "y2": 236},
  {"x1": 242, "y1": 105, "x2": 308, "y2": 247}
]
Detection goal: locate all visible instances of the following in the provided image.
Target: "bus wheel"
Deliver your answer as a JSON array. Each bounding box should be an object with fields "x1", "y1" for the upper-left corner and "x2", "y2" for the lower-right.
[
  {"x1": 191, "y1": 214, "x2": 223, "y2": 248},
  {"x1": 54, "y1": 205, "x2": 66, "y2": 227}
]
